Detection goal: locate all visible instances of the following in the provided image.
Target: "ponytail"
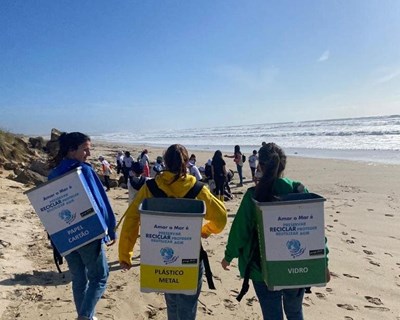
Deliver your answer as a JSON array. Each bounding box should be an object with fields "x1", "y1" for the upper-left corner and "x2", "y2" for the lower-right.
[{"x1": 254, "y1": 143, "x2": 286, "y2": 202}]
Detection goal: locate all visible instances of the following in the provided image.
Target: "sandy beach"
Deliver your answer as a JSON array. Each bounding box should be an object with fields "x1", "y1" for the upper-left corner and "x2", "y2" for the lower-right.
[{"x1": 1, "y1": 141, "x2": 399, "y2": 320}]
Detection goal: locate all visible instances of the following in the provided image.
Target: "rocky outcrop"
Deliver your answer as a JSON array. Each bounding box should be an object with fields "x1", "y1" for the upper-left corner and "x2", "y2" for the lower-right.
[
  {"x1": 45, "y1": 128, "x2": 62, "y2": 158},
  {"x1": 13, "y1": 169, "x2": 47, "y2": 186},
  {"x1": 1, "y1": 128, "x2": 122, "y2": 189},
  {"x1": 28, "y1": 137, "x2": 45, "y2": 150}
]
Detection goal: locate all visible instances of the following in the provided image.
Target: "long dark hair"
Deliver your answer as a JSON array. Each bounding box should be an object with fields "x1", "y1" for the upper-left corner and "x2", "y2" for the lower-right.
[
  {"x1": 254, "y1": 142, "x2": 286, "y2": 202},
  {"x1": 212, "y1": 150, "x2": 223, "y2": 161},
  {"x1": 163, "y1": 144, "x2": 189, "y2": 184},
  {"x1": 48, "y1": 132, "x2": 90, "y2": 168}
]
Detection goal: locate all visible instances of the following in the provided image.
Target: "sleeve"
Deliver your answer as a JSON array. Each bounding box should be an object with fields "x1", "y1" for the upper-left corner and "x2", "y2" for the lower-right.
[
  {"x1": 224, "y1": 189, "x2": 256, "y2": 263},
  {"x1": 193, "y1": 166, "x2": 202, "y2": 181},
  {"x1": 83, "y1": 165, "x2": 117, "y2": 241},
  {"x1": 118, "y1": 185, "x2": 152, "y2": 265},
  {"x1": 197, "y1": 187, "x2": 227, "y2": 237}
]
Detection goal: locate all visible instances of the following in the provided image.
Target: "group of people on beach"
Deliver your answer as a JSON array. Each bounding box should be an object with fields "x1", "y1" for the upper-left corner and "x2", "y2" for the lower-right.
[{"x1": 46, "y1": 131, "x2": 330, "y2": 320}]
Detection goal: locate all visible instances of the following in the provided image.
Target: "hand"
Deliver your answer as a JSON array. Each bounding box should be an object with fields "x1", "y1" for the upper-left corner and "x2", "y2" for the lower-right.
[
  {"x1": 221, "y1": 258, "x2": 230, "y2": 270},
  {"x1": 201, "y1": 232, "x2": 210, "y2": 239},
  {"x1": 106, "y1": 239, "x2": 116, "y2": 247},
  {"x1": 120, "y1": 261, "x2": 131, "y2": 272}
]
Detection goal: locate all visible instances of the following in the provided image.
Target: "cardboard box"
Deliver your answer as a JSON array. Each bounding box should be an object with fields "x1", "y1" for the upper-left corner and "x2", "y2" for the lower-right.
[
  {"x1": 254, "y1": 193, "x2": 327, "y2": 290},
  {"x1": 25, "y1": 167, "x2": 107, "y2": 256},
  {"x1": 139, "y1": 197, "x2": 205, "y2": 295}
]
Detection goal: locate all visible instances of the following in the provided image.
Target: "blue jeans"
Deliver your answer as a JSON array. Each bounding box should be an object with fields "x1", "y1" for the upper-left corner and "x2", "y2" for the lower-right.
[
  {"x1": 252, "y1": 281, "x2": 305, "y2": 320},
  {"x1": 164, "y1": 263, "x2": 204, "y2": 320},
  {"x1": 65, "y1": 239, "x2": 109, "y2": 319},
  {"x1": 236, "y1": 164, "x2": 243, "y2": 185}
]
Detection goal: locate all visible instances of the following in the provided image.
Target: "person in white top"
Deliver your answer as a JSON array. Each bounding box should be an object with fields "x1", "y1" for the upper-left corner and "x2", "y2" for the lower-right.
[
  {"x1": 98, "y1": 156, "x2": 112, "y2": 191},
  {"x1": 187, "y1": 154, "x2": 203, "y2": 181},
  {"x1": 139, "y1": 149, "x2": 150, "y2": 177},
  {"x1": 122, "y1": 151, "x2": 134, "y2": 185},
  {"x1": 248, "y1": 150, "x2": 258, "y2": 182},
  {"x1": 115, "y1": 151, "x2": 124, "y2": 174}
]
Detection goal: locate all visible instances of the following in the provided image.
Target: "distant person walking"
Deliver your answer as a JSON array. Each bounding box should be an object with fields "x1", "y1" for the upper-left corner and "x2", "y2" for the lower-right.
[
  {"x1": 122, "y1": 151, "x2": 134, "y2": 184},
  {"x1": 211, "y1": 150, "x2": 227, "y2": 201},
  {"x1": 115, "y1": 151, "x2": 124, "y2": 175},
  {"x1": 139, "y1": 149, "x2": 150, "y2": 177},
  {"x1": 248, "y1": 150, "x2": 258, "y2": 182},
  {"x1": 48, "y1": 132, "x2": 116, "y2": 320},
  {"x1": 225, "y1": 145, "x2": 244, "y2": 186},
  {"x1": 98, "y1": 155, "x2": 112, "y2": 191}
]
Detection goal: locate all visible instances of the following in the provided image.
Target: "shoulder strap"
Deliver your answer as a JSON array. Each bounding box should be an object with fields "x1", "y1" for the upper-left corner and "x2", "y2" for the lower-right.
[
  {"x1": 200, "y1": 245, "x2": 216, "y2": 290},
  {"x1": 146, "y1": 179, "x2": 168, "y2": 198},
  {"x1": 184, "y1": 181, "x2": 204, "y2": 199},
  {"x1": 236, "y1": 230, "x2": 259, "y2": 301}
]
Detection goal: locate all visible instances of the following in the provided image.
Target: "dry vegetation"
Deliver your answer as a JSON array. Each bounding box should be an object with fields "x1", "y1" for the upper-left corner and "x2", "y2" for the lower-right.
[{"x1": 0, "y1": 129, "x2": 34, "y2": 165}]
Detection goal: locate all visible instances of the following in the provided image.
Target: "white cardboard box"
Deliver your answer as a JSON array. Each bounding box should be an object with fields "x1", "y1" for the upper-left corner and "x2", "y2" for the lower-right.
[
  {"x1": 254, "y1": 193, "x2": 327, "y2": 290},
  {"x1": 139, "y1": 197, "x2": 205, "y2": 295},
  {"x1": 25, "y1": 167, "x2": 107, "y2": 256}
]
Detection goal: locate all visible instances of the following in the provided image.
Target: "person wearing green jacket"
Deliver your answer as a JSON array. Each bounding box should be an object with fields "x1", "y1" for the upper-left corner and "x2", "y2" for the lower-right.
[{"x1": 221, "y1": 142, "x2": 330, "y2": 320}]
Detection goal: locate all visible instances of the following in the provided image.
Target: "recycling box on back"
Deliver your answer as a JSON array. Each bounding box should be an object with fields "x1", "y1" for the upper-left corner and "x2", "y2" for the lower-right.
[
  {"x1": 254, "y1": 193, "x2": 327, "y2": 290},
  {"x1": 25, "y1": 167, "x2": 107, "y2": 257},
  {"x1": 139, "y1": 197, "x2": 205, "y2": 295}
]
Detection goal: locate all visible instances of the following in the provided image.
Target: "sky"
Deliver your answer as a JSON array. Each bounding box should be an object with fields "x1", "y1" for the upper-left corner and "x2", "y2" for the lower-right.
[{"x1": 1, "y1": 0, "x2": 400, "y2": 136}]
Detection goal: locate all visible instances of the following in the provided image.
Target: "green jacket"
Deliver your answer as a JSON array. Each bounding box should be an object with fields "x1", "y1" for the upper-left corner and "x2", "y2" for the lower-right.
[{"x1": 224, "y1": 177, "x2": 325, "y2": 281}]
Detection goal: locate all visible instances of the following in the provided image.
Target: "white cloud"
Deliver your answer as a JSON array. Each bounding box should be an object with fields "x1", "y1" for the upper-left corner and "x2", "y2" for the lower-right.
[
  {"x1": 376, "y1": 69, "x2": 400, "y2": 84},
  {"x1": 318, "y1": 50, "x2": 330, "y2": 62}
]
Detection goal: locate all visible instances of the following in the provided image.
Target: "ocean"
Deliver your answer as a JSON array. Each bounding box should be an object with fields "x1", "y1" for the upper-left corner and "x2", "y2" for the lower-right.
[{"x1": 92, "y1": 115, "x2": 400, "y2": 165}]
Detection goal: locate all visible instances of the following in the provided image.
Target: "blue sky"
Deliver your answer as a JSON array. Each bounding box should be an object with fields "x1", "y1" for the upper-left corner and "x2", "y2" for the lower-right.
[{"x1": 1, "y1": 0, "x2": 399, "y2": 135}]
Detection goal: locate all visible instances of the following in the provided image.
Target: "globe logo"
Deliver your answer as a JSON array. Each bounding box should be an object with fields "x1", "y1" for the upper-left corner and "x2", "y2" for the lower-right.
[
  {"x1": 58, "y1": 209, "x2": 76, "y2": 224},
  {"x1": 286, "y1": 239, "x2": 305, "y2": 258},
  {"x1": 160, "y1": 247, "x2": 178, "y2": 264}
]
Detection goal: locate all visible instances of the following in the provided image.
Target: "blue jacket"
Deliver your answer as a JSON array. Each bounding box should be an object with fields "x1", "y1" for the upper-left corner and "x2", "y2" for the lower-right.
[{"x1": 48, "y1": 159, "x2": 117, "y2": 242}]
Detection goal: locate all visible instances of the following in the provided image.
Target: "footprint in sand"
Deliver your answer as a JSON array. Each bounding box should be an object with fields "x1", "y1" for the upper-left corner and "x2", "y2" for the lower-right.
[
  {"x1": 337, "y1": 304, "x2": 356, "y2": 311},
  {"x1": 325, "y1": 287, "x2": 333, "y2": 293},
  {"x1": 343, "y1": 273, "x2": 360, "y2": 279},
  {"x1": 369, "y1": 260, "x2": 380, "y2": 267},
  {"x1": 315, "y1": 292, "x2": 326, "y2": 300},
  {"x1": 364, "y1": 296, "x2": 383, "y2": 305},
  {"x1": 229, "y1": 289, "x2": 240, "y2": 296},
  {"x1": 363, "y1": 249, "x2": 374, "y2": 255},
  {"x1": 344, "y1": 317, "x2": 354, "y2": 320},
  {"x1": 145, "y1": 306, "x2": 157, "y2": 319},
  {"x1": 246, "y1": 296, "x2": 258, "y2": 306},
  {"x1": 364, "y1": 306, "x2": 390, "y2": 312},
  {"x1": 223, "y1": 299, "x2": 237, "y2": 311}
]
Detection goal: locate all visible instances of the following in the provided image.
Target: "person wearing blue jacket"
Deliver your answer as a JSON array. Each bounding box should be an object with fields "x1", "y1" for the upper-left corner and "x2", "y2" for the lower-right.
[{"x1": 48, "y1": 132, "x2": 116, "y2": 320}]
